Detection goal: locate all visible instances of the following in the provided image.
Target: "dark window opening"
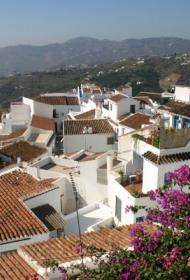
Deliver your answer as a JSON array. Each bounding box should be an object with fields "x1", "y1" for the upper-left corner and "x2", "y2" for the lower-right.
[
  {"x1": 107, "y1": 137, "x2": 114, "y2": 145},
  {"x1": 130, "y1": 104, "x2": 136, "y2": 113},
  {"x1": 136, "y1": 216, "x2": 144, "y2": 223}
]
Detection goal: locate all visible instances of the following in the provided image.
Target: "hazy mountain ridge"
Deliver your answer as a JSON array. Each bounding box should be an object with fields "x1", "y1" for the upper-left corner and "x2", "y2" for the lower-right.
[{"x1": 1, "y1": 37, "x2": 190, "y2": 76}]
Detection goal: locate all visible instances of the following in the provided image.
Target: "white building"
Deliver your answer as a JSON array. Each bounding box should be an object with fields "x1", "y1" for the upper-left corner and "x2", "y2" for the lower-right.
[
  {"x1": 175, "y1": 85, "x2": 190, "y2": 103},
  {"x1": 0, "y1": 169, "x2": 63, "y2": 252},
  {"x1": 63, "y1": 119, "x2": 116, "y2": 153},
  {"x1": 118, "y1": 112, "x2": 153, "y2": 136},
  {"x1": 24, "y1": 114, "x2": 56, "y2": 154},
  {"x1": 118, "y1": 125, "x2": 190, "y2": 194},
  {"x1": 108, "y1": 94, "x2": 140, "y2": 122},
  {"x1": 23, "y1": 93, "x2": 81, "y2": 133},
  {"x1": 0, "y1": 102, "x2": 31, "y2": 134},
  {"x1": 115, "y1": 85, "x2": 132, "y2": 97}
]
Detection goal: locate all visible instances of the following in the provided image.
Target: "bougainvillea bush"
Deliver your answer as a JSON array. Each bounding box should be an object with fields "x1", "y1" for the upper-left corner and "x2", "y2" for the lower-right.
[{"x1": 28, "y1": 165, "x2": 190, "y2": 280}]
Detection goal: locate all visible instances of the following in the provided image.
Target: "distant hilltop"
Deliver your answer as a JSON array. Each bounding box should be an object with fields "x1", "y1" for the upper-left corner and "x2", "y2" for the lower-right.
[{"x1": 1, "y1": 37, "x2": 190, "y2": 76}]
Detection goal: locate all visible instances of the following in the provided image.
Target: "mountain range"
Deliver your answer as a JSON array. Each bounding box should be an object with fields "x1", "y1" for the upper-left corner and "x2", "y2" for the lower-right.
[{"x1": 1, "y1": 37, "x2": 190, "y2": 76}]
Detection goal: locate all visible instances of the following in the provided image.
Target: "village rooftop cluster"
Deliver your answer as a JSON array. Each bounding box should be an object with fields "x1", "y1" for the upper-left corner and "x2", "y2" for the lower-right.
[{"x1": 0, "y1": 83, "x2": 190, "y2": 279}]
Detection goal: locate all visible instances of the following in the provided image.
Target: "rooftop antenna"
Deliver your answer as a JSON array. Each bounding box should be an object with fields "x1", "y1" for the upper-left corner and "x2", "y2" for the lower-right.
[{"x1": 69, "y1": 172, "x2": 85, "y2": 269}]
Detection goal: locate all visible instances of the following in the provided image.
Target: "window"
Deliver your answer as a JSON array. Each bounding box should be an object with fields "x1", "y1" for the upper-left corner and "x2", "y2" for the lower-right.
[
  {"x1": 107, "y1": 137, "x2": 114, "y2": 145},
  {"x1": 139, "y1": 102, "x2": 145, "y2": 110},
  {"x1": 164, "y1": 172, "x2": 172, "y2": 184},
  {"x1": 53, "y1": 109, "x2": 57, "y2": 118},
  {"x1": 136, "y1": 216, "x2": 144, "y2": 223},
  {"x1": 130, "y1": 104, "x2": 136, "y2": 113},
  {"x1": 115, "y1": 196, "x2": 122, "y2": 221}
]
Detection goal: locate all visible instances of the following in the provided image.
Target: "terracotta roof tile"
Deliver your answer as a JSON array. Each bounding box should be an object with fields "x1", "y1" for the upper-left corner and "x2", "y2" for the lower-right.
[
  {"x1": 0, "y1": 129, "x2": 26, "y2": 142},
  {"x1": 143, "y1": 151, "x2": 190, "y2": 165},
  {"x1": 120, "y1": 113, "x2": 151, "y2": 130},
  {"x1": 109, "y1": 94, "x2": 127, "y2": 103},
  {"x1": 79, "y1": 152, "x2": 105, "y2": 162},
  {"x1": 34, "y1": 95, "x2": 79, "y2": 106},
  {"x1": 64, "y1": 119, "x2": 114, "y2": 135},
  {"x1": 158, "y1": 100, "x2": 190, "y2": 118},
  {"x1": 0, "y1": 170, "x2": 55, "y2": 242},
  {"x1": 0, "y1": 141, "x2": 46, "y2": 162},
  {"x1": 137, "y1": 91, "x2": 162, "y2": 101},
  {"x1": 0, "y1": 251, "x2": 36, "y2": 280},
  {"x1": 134, "y1": 96, "x2": 153, "y2": 107},
  {"x1": 31, "y1": 115, "x2": 55, "y2": 131},
  {"x1": 75, "y1": 109, "x2": 95, "y2": 120},
  {"x1": 21, "y1": 223, "x2": 156, "y2": 266}
]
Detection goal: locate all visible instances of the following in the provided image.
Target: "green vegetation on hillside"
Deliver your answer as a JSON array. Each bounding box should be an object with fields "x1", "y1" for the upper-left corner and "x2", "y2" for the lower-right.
[{"x1": 1, "y1": 55, "x2": 190, "y2": 108}]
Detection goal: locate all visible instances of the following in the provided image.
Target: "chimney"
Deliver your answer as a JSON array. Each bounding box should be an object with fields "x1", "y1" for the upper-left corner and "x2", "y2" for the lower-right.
[
  {"x1": 17, "y1": 157, "x2": 21, "y2": 167},
  {"x1": 37, "y1": 166, "x2": 41, "y2": 179},
  {"x1": 107, "y1": 153, "x2": 114, "y2": 174}
]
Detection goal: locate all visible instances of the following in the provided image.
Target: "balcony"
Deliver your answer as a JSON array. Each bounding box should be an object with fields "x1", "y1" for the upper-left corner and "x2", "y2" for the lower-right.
[
  {"x1": 132, "y1": 133, "x2": 160, "y2": 149},
  {"x1": 120, "y1": 173, "x2": 147, "y2": 198}
]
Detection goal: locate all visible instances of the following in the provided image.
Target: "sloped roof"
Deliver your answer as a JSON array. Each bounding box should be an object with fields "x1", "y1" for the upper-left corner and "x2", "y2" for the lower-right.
[
  {"x1": 0, "y1": 128, "x2": 26, "y2": 142},
  {"x1": 159, "y1": 100, "x2": 190, "y2": 118},
  {"x1": 143, "y1": 151, "x2": 190, "y2": 165},
  {"x1": 31, "y1": 115, "x2": 55, "y2": 131},
  {"x1": 137, "y1": 91, "x2": 162, "y2": 100},
  {"x1": 109, "y1": 94, "x2": 127, "y2": 103},
  {"x1": 75, "y1": 109, "x2": 95, "y2": 120},
  {"x1": 120, "y1": 113, "x2": 151, "y2": 129},
  {"x1": 0, "y1": 141, "x2": 46, "y2": 161},
  {"x1": 0, "y1": 251, "x2": 36, "y2": 280},
  {"x1": 21, "y1": 223, "x2": 156, "y2": 266},
  {"x1": 64, "y1": 119, "x2": 114, "y2": 135},
  {"x1": 33, "y1": 95, "x2": 79, "y2": 106},
  {"x1": 0, "y1": 170, "x2": 55, "y2": 242},
  {"x1": 134, "y1": 96, "x2": 153, "y2": 107}
]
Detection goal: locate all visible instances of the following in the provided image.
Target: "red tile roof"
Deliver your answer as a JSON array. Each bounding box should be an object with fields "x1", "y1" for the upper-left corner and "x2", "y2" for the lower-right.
[
  {"x1": 109, "y1": 94, "x2": 127, "y2": 103},
  {"x1": 34, "y1": 95, "x2": 79, "y2": 106},
  {"x1": 0, "y1": 170, "x2": 55, "y2": 242},
  {"x1": 134, "y1": 96, "x2": 153, "y2": 107},
  {"x1": 158, "y1": 100, "x2": 190, "y2": 118},
  {"x1": 79, "y1": 152, "x2": 105, "y2": 162},
  {"x1": 0, "y1": 141, "x2": 47, "y2": 162},
  {"x1": 75, "y1": 109, "x2": 95, "y2": 120},
  {"x1": 64, "y1": 119, "x2": 114, "y2": 135},
  {"x1": 137, "y1": 91, "x2": 162, "y2": 101},
  {"x1": 0, "y1": 128, "x2": 26, "y2": 142},
  {"x1": 0, "y1": 251, "x2": 36, "y2": 280},
  {"x1": 31, "y1": 115, "x2": 55, "y2": 131},
  {"x1": 120, "y1": 113, "x2": 151, "y2": 129},
  {"x1": 143, "y1": 151, "x2": 190, "y2": 165},
  {"x1": 21, "y1": 223, "x2": 156, "y2": 266}
]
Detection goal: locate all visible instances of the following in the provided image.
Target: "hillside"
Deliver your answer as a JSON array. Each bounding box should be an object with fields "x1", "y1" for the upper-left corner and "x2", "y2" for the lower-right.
[
  {"x1": 0, "y1": 55, "x2": 190, "y2": 108},
  {"x1": 1, "y1": 37, "x2": 190, "y2": 76}
]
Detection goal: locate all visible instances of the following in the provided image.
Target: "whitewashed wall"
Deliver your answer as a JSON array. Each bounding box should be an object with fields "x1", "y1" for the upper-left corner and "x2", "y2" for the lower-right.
[
  {"x1": 24, "y1": 187, "x2": 61, "y2": 212},
  {"x1": 64, "y1": 133, "x2": 115, "y2": 153},
  {"x1": 108, "y1": 98, "x2": 140, "y2": 121},
  {"x1": 142, "y1": 158, "x2": 190, "y2": 193},
  {"x1": 78, "y1": 155, "x2": 108, "y2": 205},
  {"x1": 175, "y1": 86, "x2": 190, "y2": 103},
  {"x1": 108, "y1": 175, "x2": 153, "y2": 226}
]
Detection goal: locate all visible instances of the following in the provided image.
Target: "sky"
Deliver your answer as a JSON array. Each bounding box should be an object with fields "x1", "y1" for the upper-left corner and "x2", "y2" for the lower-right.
[{"x1": 0, "y1": 0, "x2": 190, "y2": 47}]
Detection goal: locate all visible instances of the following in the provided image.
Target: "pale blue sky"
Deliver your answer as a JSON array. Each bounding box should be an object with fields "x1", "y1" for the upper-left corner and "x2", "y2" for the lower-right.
[{"x1": 0, "y1": 0, "x2": 189, "y2": 47}]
